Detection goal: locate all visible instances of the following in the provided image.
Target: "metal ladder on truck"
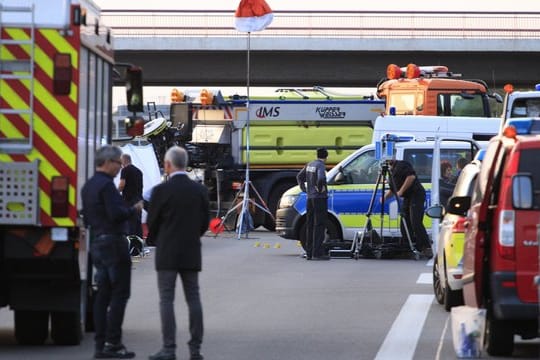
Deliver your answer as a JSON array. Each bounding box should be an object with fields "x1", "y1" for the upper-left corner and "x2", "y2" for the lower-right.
[
  {"x1": 0, "y1": 4, "x2": 40, "y2": 226},
  {"x1": 0, "y1": 3, "x2": 36, "y2": 153}
]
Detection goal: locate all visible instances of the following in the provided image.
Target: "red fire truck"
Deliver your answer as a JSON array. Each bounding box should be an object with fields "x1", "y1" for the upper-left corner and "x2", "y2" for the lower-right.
[{"x1": 0, "y1": 0, "x2": 143, "y2": 345}]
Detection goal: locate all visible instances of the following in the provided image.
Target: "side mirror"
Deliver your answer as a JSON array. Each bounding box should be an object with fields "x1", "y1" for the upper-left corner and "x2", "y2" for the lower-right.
[
  {"x1": 512, "y1": 173, "x2": 534, "y2": 209},
  {"x1": 425, "y1": 205, "x2": 444, "y2": 219},
  {"x1": 490, "y1": 92, "x2": 503, "y2": 103},
  {"x1": 446, "y1": 195, "x2": 471, "y2": 217},
  {"x1": 126, "y1": 66, "x2": 144, "y2": 113}
]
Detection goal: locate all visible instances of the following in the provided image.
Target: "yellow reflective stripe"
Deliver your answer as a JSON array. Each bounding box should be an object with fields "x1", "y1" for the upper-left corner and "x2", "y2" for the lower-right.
[
  {"x1": 0, "y1": 112, "x2": 25, "y2": 138},
  {"x1": 1, "y1": 85, "x2": 77, "y2": 214},
  {"x1": 40, "y1": 29, "x2": 78, "y2": 69},
  {"x1": 39, "y1": 29, "x2": 78, "y2": 103},
  {"x1": 329, "y1": 184, "x2": 377, "y2": 191},
  {"x1": 39, "y1": 189, "x2": 75, "y2": 226},
  {"x1": 339, "y1": 213, "x2": 432, "y2": 229},
  {"x1": 1, "y1": 81, "x2": 75, "y2": 168},
  {"x1": 446, "y1": 233, "x2": 465, "y2": 268},
  {"x1": 33, "y1": 80, "x2": 77, "y2": 137},
  {"x1": 2, "y1": 47, "x2": 77, "y2": 139}
]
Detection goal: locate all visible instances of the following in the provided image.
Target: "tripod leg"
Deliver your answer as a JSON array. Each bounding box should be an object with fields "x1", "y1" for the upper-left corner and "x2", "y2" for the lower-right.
[
  {"x1": 352, "y1": 168, "x2": 384, "y2": 259},
  {"x1": 247, "y1": 181, "x2": 274, "y2": 219},
  {"x1": 386, "y1": 172, "x2": 420, "y2": 258}
]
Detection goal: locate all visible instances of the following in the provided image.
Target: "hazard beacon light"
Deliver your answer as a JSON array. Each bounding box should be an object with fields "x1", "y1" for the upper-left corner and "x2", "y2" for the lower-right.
[
  {"x1": 171, "y1": 88, "x2": 184, "y2": 103},
  {"x1": 386, "y1": 64, "x2": 402, "y2": 79},
  {"x1": 386, "y1": 63, "x2": 452, "y2": 80}
]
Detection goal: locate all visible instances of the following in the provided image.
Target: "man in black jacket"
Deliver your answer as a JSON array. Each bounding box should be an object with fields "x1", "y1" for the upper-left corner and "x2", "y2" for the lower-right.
[
  {"x1": 297, "y1": 147, "x2": 330, "y2": 260},
  {"x1": 382, "y1": 159, "x2": 432, "y2": 258},
  {"x1": 81, "y1": 145, "x2": 143, "y2": 359},
  {"x1": 118, "y1": 153, "x2": 143, "y2": 238},
  {"x1": 147, "y1": 146, "x2": 210, "y2": 360}
]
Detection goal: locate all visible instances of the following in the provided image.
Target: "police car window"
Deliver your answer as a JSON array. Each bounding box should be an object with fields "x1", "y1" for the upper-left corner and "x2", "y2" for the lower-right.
[
  {"x1": 403, "y1": 148, "x2": 475, "y2": 183},
  {"x1": 511, "y1": 98, "x2": 540, "y2": 117},
  {"x1": 403, "y1": 149, "x2": 432, "y2": 183},
  {"x1": 341, "y1": 150, "x2": 379, "y2": 184}
]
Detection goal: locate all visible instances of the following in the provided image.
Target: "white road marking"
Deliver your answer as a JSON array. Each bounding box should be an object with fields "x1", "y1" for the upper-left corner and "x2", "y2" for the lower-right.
[
  {"x1": 417, "y1": 272, "x2": 432, "y2": 284},
  {"x1": 435, "y1": 314, "x2": 451, "y2": 360},
  {"x1": 374, "y1": 294, "x2": 434, "y2": 360}
]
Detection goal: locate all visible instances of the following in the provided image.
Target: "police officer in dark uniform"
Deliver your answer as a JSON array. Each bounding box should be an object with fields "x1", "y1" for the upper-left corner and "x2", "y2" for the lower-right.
[
  {"x1": 297, "y1": 147, "x2": 330, "y2": 260},
  {"x1": 382, "y1": 159, "x2": 432, "y2": 258},
  {"x1": 81, "y1": 145, "x2": 143, "y2": 359}
]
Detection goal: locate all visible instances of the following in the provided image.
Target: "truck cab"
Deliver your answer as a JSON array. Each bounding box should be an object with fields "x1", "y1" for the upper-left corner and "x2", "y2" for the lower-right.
[
  {"x1": 377, "y1": 63, "x2": 500, "y2": 117},
  {"x1": 446, "y1": 118, "x2": 540, "y2": 356}
]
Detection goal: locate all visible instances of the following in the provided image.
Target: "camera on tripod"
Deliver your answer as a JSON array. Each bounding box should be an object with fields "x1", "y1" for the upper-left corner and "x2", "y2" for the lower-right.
[{"x1": 328, "y1": 133, "x2": 420, "y2": 259}]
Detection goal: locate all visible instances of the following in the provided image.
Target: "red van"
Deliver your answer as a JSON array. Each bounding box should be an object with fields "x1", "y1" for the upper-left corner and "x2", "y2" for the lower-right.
[{"x1": 446, "y1": 118, "x2": 539, "y2": 356}]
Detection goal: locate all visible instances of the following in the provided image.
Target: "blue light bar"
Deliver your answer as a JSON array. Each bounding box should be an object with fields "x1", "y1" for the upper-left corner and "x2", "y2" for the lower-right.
[
  {"x1": 382, "y1": 133, "x2": 415, "y2": 143},
  {"x1": 506, "y1": 119, "x2": 534, "y2": 134},
  {"x1": 535, "y1": 84, "x2": 540, "y2": 91}
]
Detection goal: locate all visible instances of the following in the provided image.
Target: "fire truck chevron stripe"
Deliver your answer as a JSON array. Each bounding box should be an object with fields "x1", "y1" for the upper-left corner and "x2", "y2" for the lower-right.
[
  {"x1": 3, "y1": 34, "x2": 77, "y2": 137},
  {"x1": 0, "y1": 81, "x2": 76, "y2": 169}
]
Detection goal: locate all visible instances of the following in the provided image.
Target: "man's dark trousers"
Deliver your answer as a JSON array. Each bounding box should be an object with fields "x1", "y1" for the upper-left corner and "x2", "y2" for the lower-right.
[
  {"x1": 400, "y1": 189, "x2": 430, "y2": 251},
  {"x1": 157, "y1": 270, "x2": 203, "y2": 355},
  {"x1": 306, "y1": 197, "x2": 327, "y2": 258},
  {"x1": 91, "y1": 235, "x2": 132, "y2": 350}
]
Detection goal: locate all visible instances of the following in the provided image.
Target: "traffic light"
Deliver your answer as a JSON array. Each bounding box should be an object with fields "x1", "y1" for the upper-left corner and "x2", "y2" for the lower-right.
[{"x1": 126, "y1": 66, "x2": 144, "y2": 113}]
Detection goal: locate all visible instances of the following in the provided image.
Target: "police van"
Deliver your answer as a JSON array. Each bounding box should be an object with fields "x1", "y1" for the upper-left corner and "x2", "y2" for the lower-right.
[{"x1": 275, "y1": 137, "x2": 484, "y2": 250}]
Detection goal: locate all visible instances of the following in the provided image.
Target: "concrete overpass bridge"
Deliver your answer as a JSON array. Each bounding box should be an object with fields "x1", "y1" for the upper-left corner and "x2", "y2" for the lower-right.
[{"x1": 102, "y1": 10, "x2": 540, "y2": 88}]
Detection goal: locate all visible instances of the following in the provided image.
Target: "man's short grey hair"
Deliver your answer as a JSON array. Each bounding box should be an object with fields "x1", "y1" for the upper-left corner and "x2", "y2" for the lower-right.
[
  {"x1": 95, "y1": 145, "x2": 122, "y2": 167},
  {"x1": 165, "y1": 145, "x2": 189, "y2": 170},
  {"x1": 121, "y1": 153, "x2": 132, "y2": 163}
]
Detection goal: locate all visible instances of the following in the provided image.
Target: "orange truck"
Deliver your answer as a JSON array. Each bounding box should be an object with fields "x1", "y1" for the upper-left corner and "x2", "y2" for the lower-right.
[
  {"x1": 0, "y1": 0, "x2": 143, "y2": 345},
  {"x1": 377, "y1": 63, "x2": 501, "y2": 117}
]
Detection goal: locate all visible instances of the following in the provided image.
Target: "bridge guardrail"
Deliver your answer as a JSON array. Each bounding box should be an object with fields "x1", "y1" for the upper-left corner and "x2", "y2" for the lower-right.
[{"x1": 101, "y1": 10, "x2": 540, "y2": 39}]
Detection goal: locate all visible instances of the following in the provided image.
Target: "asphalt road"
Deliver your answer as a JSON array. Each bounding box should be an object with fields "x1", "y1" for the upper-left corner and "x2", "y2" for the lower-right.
[{"x1": 0, "y1": 229, "x2": 538, "y2": 359}]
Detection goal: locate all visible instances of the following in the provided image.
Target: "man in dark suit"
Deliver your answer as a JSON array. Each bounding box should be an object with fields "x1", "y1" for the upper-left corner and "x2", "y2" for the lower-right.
[{"x1": 147, "y1": 146, "x2": 210, "y2": 360}]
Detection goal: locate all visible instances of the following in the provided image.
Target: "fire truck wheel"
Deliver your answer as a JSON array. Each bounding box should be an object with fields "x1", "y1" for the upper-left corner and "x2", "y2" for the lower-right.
[
  {"x1": 14, "y1": 310, "x2": 48, "y2": 345},
  {"x1": 485, "y1": 311, "x2": 514, "y2": 356},
  {"x1": 51, "y1": 311, "x2": 82, "y2": 345},
  {"x1": 264, "y1": 182, "x2": 297, "y2": 231}
]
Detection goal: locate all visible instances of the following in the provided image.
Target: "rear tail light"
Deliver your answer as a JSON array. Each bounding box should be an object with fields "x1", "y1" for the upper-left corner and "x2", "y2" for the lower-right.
[
  {"x1": 231, "y1": 181, "x2": 242, "y2": 190},
  {"x1": 498, "y1": 210, "x2": 515, "y2": 260},
  {"x1": 452, "y1": 217, "x2": 467, "y2": 233},
  {"x1": 51, "y1": 176, "x2": 69, "y2": 217},
  {"x1": 53, "y1": 53, "x2": 72, "y2": 95}
]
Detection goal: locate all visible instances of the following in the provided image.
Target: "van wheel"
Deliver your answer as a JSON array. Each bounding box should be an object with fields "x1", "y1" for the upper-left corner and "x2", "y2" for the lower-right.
[
  {"x1": 14, "y1": 310, "x2": 49, "y2": 345},
  {"x1": 51, "y1": 311, "x2": 82, "y2": 345},
  {"x1": 299, "y1": 218, "x2": 341, "y2": 252},
  {"x1": 264, "y1": 182, "x2": 296, "y2": 231},
  {"x1": 433, "y1": 258, "x2": 444, "y2": 305},
  {"x1": 485, "y1": 312, "x2": 514, "y2": 356}
]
